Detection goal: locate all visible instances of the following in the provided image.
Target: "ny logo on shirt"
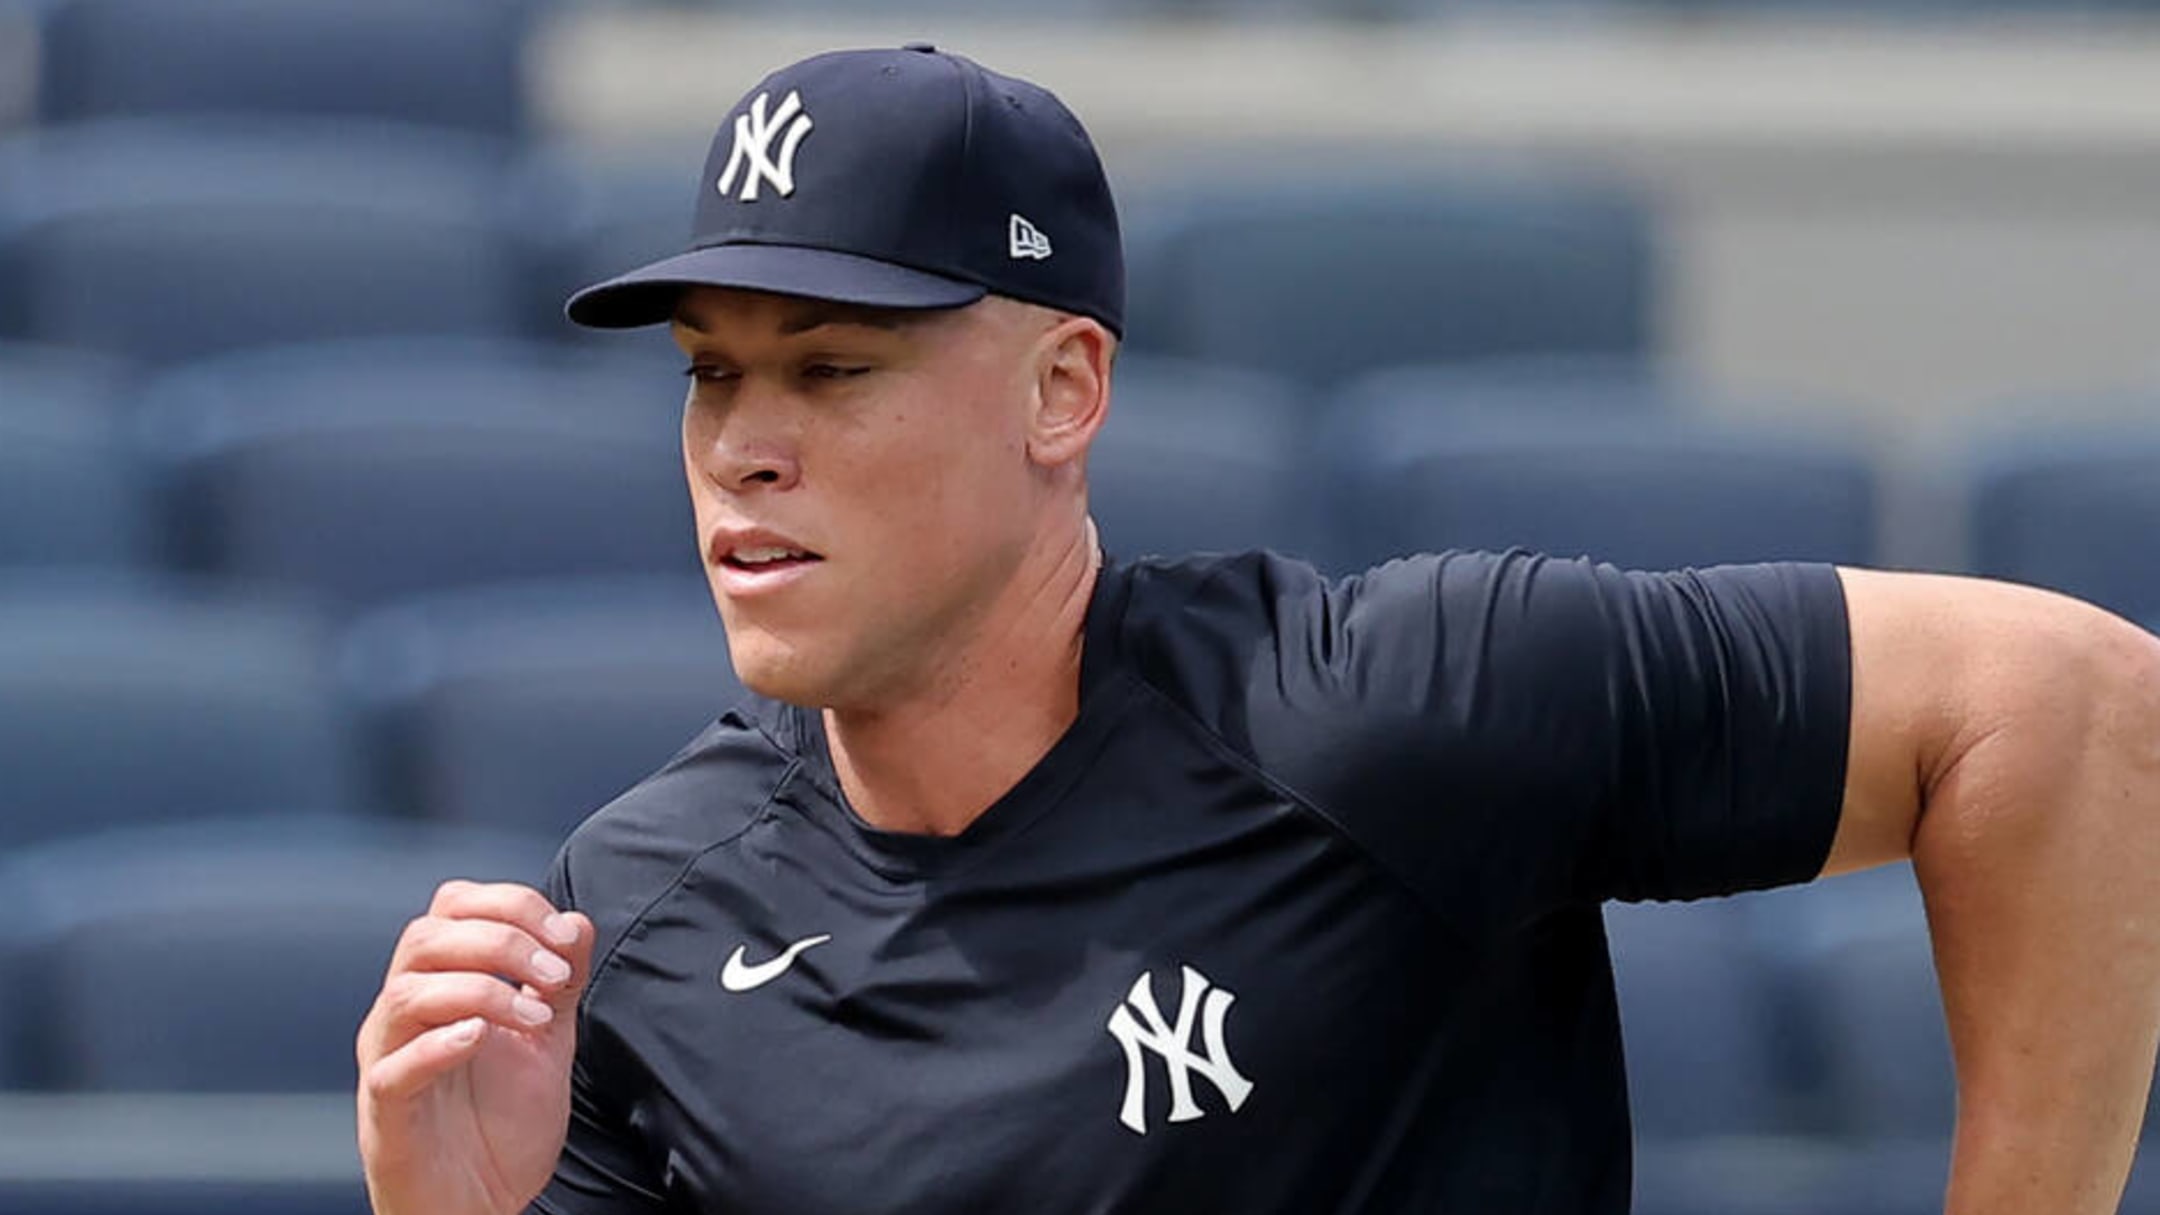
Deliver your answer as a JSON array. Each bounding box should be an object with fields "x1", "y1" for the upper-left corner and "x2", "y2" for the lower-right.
[
  {"x1": 718, "y1": 89, "x2": 813, "y2": 202},
  {"x1": 1105, "y1": 964, "x2": 1255, "y2": 1135}
]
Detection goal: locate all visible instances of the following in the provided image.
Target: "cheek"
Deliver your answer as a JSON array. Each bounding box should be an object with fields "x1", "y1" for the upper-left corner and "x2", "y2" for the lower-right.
[
  {"x1": 845, "y1": 439, "x2": 972, "y2": 574},
  {"x1": 881, "y1": 426, "x2": 1027, "y2": 557},
  {"x1": 681, "y1": 450, "x2": 723, "y2": 546},
  {"x1": 816, "y1": 374, "x2": 1034, "y2": 582}
]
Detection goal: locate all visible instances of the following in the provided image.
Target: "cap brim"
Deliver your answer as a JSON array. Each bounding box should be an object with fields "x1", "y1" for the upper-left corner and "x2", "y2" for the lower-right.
[{"x1": 565, "y1": 244, "x2": 988, "y2": 329}]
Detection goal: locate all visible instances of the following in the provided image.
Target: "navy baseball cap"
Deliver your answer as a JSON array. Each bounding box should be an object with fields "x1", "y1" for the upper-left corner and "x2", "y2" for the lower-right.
[{"x1": 566, "y1": 44, "x2": 1124, "y2": 337}]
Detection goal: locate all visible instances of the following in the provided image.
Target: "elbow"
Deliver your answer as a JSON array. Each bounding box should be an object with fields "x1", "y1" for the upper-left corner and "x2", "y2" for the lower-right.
[
  {"x1": 1923, "y1": 594, "x2": 2160, "y2": 835},
  {"x1": 2020, "y1": 603, "x2": 2160, "y2": 809},
  {"x1": 2093, "y1": 615, "x2": 2160, "y2": 787},
  {"x1": 1909, "y1": 599, "x2": 2160, "y2": 897}
]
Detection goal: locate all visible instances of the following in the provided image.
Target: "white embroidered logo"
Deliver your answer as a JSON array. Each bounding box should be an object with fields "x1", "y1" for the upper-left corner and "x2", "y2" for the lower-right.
[
  {"x1": 720, "y1": 933, "x2": 831, "y2": 992},
  {"x1": 717, "y1": 89, "x2": 814, "y2": 202},
  {"x1": 1008, "y1": 213, "x2": 1052, "y2": 261},
  {"x1": 1104, "y1": 965, "x2": 1254, "y2": 1135}
]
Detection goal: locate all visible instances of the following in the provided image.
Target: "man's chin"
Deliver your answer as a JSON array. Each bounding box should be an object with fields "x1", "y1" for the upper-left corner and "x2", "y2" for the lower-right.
[{"x1": 726, "y1": 637, "x2": 835, "y2": 708}]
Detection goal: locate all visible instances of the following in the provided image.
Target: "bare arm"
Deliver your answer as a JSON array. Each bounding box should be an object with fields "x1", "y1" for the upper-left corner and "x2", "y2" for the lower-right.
[{"x1": 1826, "y1": 567, "x2": 2160, "y2": 1213}]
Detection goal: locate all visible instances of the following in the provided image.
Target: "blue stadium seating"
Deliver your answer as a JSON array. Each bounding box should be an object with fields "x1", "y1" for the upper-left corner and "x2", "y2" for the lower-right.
[
  {"x1": 0, "y1": 1178, "x2": 368, "y2": 1215},
  {"x1": 1329, "y1": 405, "x2": 1878, "y2": 573},
  {"x1": 1768, "y1": 865, "x2": 1955, "y2": 1140},
  {"x1": 340, "y1": 576, "x2": 741, "y2": 839},
  {"x1": 1633, "y1": 1138, "x2": 1951, "y2": 1215},
  {"x1": 1089, "y1": 356, "x2": 1323, "y2": 566},
  {"x1": 0, "y1": 341, "x2": 125, "y2": 412},
  {"x1": 2129, "y1": 1149, "x2": 2160, "y2": 1214},
  {"x1": 1338, "y1": 354, "x2": 1701, "y2": 423},
  {"x1": 759, "y1": 0, "x2": 1123, "y2": 10},
  {"x1": 0, "y1": 342, "x2": 143, "y2": 569},
  {"x1": 0, "y1": 925, "x2": 18, "y2": 1087},
  {"x1": 1809, "y1": 908, "x2": 1954, "y2": 1138},
  {"x1": 0, "y1": 574, "x2": 362, "y2": 847},
  {"x1": 0, "y1": 119, "x2": 522, "y2": 365},
  {"x1": 1970, "y1": 424, "x2": 2160, "y2": 625},
  {"x1": 1778, "y1": 862, "x2": 2160, "y2": 1151},
  {"x1": 513, "y1": 143, "x2": 704, "y2": 348},
  {"x1": 1123, "y1": 170, "x2": 1652, "y2": 386},
  {"x1": 138, "y1": 338, "x2": 693, "y2": 612},
  {"x1": 0, "y1": 816, "x2": 555, "y2": 1091},
  {"x1": 1628, "y1": 873, "x2": 1963, "y2": 1215},
  {"x1": 0, "y1": 2, "x2": 32, "y2": 124},
  {"x1": 36, "y1": 0, "x2": 540, "y2": 137},
  {"x1": 1606, "y1": 899, "x2": 1799, "y2": 1138}
]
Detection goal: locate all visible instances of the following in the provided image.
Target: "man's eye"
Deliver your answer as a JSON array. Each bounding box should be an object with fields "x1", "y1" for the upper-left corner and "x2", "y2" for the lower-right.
[
  {"x1": 682, "y1": 365, "x2": 738, "y2": 384},
  {"x1": 803, "y1": 364, "x2": 870, "y2": 381}
]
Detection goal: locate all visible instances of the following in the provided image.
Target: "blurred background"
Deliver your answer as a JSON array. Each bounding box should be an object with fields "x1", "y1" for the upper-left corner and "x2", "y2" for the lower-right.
[{"x1": 1, "y1": 1, "x2": 2158, "y2": 1212}]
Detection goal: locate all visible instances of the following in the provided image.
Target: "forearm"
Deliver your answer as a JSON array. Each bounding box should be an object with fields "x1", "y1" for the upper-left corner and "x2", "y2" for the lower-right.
[{"x1": 1913, "y1": 613, "x2": 2160, "y2": 1215}]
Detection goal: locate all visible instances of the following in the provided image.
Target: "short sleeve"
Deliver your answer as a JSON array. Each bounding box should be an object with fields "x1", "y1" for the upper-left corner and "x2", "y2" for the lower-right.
[
  {"x1": 526, "y1": 847, "x2": 673, "y2": 1215},
  {"x1": 1246, "y1": 549, "x2": 1852, "y2": 939}
]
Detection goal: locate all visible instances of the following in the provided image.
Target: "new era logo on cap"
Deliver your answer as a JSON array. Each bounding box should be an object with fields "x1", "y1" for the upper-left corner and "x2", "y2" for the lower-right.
[
  {"x1": 1009, "y1": 214, "x2": 1052, "y2": 261},
  {"x1": 564, "y1": 45, "x2": 1124, "y2": 336}
]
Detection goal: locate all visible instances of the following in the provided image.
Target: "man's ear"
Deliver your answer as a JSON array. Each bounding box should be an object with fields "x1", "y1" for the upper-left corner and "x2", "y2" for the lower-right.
[{"x1": 1026, "y1": 316, "x2": 1114, "y2": 470}]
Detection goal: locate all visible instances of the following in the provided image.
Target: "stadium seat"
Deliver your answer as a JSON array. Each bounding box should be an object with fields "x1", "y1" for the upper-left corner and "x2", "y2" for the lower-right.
[
  {"x1": 0, "y1": 936, "x2": 18, "y2": 1088},
  {"x1": 1337, "y1": 354, "x2": 1696, "y2": 423},
  {"x1": 0, "y1": 1178, "x2": 370, "y2": 1215},
  {"x1": 0, "y1": 342, "x2": 144, "y2": 569},
  {"x1": 1088, "y1": 355, "x2": 1324, "y2": 567},
  {"x1": 1329, "y1": 405, "x2": 1878, "y2": 573},
  {"x1": 1605, "y1": 899, "x2": 1800, "y2": 1138},
  {"x1": 0, "y1": 2, "x2": 32, "y2": 128},
  {"x1": 757, "y1": 0, "x2": 1122, "y2": 10},
  {"x1": 0, "y1": 339, "x2": 126, "y2": 409},
  {"x1": 0, "y1": 575, "x2": 362, "y2": 848},
  {"x1": 138, "y1": 338, "x2": 693, "y2": 612},
  {"x1": 37, "y1": 0, "x2": 540, "y2": 137},
  {"x1": 2127, "y1": 1146, "x2": 2160, "y2": 1213},
  {"x1": 1970, "y1": 425, "x2": 2160, "y2": 625},
  {"x1": 0, "y1": 119, "x2": 522, "y2": 365},
  {"x1": 1633, "y1": 1138, "x2": 1951, "y2": 1215},
  {"x1": 513, "y1": 142, "x2": 705, "y2": 348},
  {"x1": 1773, "y1": 864, "x2": 1955, "y2": 1140},
  {"x1": 1123, "y1": 170, "x2": 1652, "y2": 387},
  {"x1": 0, "y1": 816, "x2": 555, "y2": 1091},
  {"x1": 340, "y1": 577, "x2": 741, "y2": 839}
]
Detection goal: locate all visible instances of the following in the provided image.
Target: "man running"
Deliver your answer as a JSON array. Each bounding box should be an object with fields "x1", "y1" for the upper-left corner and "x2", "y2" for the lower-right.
[{"x1": 357, "y1": 45, "x2": 2160, "y2": 1214}]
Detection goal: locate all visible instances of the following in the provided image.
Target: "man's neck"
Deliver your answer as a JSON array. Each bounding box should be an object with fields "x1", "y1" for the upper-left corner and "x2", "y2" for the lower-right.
[{"x1": 822, "y1": 522, "x2": 1100, "y2": 838}]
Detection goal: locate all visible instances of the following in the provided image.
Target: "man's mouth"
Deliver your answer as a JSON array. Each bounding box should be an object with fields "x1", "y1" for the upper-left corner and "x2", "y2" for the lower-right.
[{"x1": 719, "y1": 545, "x2": 823, "y2": 573}]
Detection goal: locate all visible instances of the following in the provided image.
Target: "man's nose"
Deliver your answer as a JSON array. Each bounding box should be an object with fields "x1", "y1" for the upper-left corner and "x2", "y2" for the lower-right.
[
  {"x1": 692, "y1": 384, "x2": 802, "y2": 493},
  {"x1": 715, "y1": 444, "x2": 798, "y2": 491}
]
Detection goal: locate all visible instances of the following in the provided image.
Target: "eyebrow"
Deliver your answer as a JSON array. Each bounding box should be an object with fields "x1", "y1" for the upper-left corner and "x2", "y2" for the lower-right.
[{"x1": 671, "y1": 301, "x2": 915, "y2": 336}]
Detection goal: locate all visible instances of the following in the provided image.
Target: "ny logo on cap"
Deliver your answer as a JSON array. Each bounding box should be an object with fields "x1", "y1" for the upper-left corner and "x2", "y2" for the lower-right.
[{"x1": 718, "y1": 90, "x2": 814, "y2": 203}]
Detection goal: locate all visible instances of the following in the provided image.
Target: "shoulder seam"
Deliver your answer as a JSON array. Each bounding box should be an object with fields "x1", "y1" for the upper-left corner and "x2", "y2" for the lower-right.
[
  {"x1": 577, "y1": 760, "x2": 796, "y2": 1018},
  {"x1": 1119, "y1": 666, "x2": 1488, "y2": 957}
]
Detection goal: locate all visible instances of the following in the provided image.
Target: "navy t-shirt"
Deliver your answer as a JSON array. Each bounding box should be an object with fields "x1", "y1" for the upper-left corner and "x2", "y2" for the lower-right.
[{"x1": 531, "y1": 548, "x2": 1852, "y2": 1214}]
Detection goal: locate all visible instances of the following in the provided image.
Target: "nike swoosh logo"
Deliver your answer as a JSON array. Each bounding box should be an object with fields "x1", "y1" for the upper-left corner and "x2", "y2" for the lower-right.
[{"x1": 721, "y1": 934, "x2": 833, "y2": 992}]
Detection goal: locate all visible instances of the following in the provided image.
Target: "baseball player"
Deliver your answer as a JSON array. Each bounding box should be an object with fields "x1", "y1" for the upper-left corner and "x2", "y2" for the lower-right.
[{"x1": 356, "y1": 45, "x2": 2160, "y2": 1213}]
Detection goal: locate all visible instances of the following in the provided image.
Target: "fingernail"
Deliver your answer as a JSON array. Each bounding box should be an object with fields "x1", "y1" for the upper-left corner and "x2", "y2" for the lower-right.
[
  {"x1": 512, "y1": 995, "x2": 554, "y2": 1026},
  {"x1": 532, "y1": 949, "x2": 572, "y2": 984},
  {"x1": 543, "y1": 913, "x2": 578, "y2": 946},
  {"x1": 450, "y1": 1017, "x2": 484, "y2": 1046}
]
